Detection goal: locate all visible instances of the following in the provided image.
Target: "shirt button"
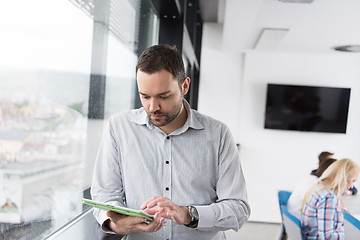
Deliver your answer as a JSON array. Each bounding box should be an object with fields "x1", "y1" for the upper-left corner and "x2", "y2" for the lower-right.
[
  {"x1": 166, "y1": 161, "x2": 169, "y2": 164},
  {"x1": 165, "y1": 187, "x2": 169, "y2": 191},
  {"x1": 166, "y1": 136, "x2": 170, "y2": 139}
]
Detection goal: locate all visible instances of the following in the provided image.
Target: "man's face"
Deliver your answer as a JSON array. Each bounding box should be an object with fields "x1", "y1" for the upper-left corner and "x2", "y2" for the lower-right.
[{"x1": 137, "y1": 69, "x2": 184, "y2": 127}]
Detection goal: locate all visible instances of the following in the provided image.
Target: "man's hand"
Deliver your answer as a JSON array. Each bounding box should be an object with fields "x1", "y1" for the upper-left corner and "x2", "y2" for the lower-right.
[
  {"x1": 140, "y1": 196, "x2": 191, "y2": 225},
  {"x1": 106, "y1": 211, "x2": 164, "y2": 235}
]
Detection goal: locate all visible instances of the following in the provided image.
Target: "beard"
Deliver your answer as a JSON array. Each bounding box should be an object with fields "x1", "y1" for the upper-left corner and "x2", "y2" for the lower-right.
[{"x1": 147, "y1": 98, "x2": 183, "y2": 127}]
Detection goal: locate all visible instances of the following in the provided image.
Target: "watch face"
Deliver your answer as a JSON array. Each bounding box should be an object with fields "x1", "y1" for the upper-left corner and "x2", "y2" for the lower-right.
[{"x1": 190, "y1": 206, "x2": 199, "y2": 219}]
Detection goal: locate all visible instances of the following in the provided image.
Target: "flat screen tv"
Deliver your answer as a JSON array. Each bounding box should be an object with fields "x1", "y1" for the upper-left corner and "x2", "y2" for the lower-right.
[{"x1": 264, "y1": 84, "x2": 351, "y2": 133}]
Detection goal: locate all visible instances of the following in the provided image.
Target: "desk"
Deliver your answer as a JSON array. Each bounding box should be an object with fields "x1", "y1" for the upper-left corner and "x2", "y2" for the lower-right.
[
  {"x1": 343, "y1": 194, "x2": 360, "y2": 240},
  {"x1": 343, "y1": 194, "x2": 360, "y2": 219}
]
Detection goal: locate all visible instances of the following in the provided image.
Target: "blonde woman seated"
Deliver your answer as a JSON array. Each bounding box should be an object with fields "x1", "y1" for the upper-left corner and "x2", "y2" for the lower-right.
[
  {"x1": 301, "y1": 158, "x2": 360, "y2": 239},
  {"x1": 287, "y1": 158, "x2": 336, "y2": 219}
]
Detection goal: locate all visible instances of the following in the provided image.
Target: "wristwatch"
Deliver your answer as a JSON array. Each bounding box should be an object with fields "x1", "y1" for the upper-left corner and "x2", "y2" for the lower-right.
[{"x1": 184, "y1": 205, "x2": 199, "y2": 228}]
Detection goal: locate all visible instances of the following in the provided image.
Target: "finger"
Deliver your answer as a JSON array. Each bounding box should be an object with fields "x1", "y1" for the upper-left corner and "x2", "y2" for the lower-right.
[
  {"x1": 144, "y1": 213, "x2": 164, "y2": 232},
  {"x1": 142, "y1": 207, "x2": 163, "y2": 215},
  {"x1": 146, "y1": 207, "x2": 171, "y2": 219},
  {"x1": 146, "y1": 197, "x2": 170, "y2": 209},
  {"x1": 136, "y1": 214, "x2": 156, "y2": 232},
  {"x1": 145, "y1": 199, "x2": 177, "y2": 218},
  {"x1": 153, "y1": 216, "x2": 165, "y2": 232},
  {"x1": 157, "y1": 200, "x2": 176, "y2": 208},
  {"x1": 140, "y1": 196, "x2": 161, "y2": 209}
]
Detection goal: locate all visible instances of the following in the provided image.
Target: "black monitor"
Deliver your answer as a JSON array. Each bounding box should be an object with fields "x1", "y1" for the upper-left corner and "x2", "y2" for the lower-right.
[{"x1": 264, "y1": 84, "x2": 351, "y2": 133}]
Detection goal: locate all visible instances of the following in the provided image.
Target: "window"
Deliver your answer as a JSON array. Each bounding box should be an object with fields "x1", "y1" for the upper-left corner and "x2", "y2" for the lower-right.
[{"x1": 0, "y1": 0, "x2": 158, "y2": 238}]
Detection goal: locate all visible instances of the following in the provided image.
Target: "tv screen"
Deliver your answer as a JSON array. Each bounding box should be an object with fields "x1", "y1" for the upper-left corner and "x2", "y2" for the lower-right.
[{"x1": 264, "y1": 84, "x2": 351, "y2": 133}]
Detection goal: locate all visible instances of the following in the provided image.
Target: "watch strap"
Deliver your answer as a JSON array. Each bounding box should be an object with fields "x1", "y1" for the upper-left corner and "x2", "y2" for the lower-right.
[
  {"x1": 184, "y1": 219, "x2": 198, "y2": 228},
  {"x1": 184, "y1": 206, "x2": 199, "y2": 228}
]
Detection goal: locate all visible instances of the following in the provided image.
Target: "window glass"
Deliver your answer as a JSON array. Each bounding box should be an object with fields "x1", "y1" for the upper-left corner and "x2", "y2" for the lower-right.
[
  {"x1": 104, "y1": 35, "x2": 138, "y2": 118},
  {"x1": 0, "y1": 0, "x2": 158, "y2": 238},
  {"x1": 0, "y1": 0, "x2": 92, "y2": 238},
  {"x1": 104, "y1": 0, "x2": 158, "y2": 117},
  {"x1": 183, "y1": 55, "x2": 190, "y2": 77}
]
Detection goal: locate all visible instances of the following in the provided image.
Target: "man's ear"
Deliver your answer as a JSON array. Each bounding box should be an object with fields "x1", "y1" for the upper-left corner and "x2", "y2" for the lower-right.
[{"x1": 182, "y1": 77, "x2": 191, "y2": 95}]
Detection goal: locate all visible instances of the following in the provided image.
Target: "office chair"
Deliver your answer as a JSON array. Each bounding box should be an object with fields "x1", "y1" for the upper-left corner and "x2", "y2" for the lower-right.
[
  {"x1": 280, "y1": 205, "x2": 302, "y2": 240},
  {"x1": 278, "y1": 190, "x2": 292, "y2": 239},
  {"x1": 343, "y1": 211, "x2": 360, "y2": 240},
  {"x1": 278, "y1": 190, "x2": 292, "y2": 207}
]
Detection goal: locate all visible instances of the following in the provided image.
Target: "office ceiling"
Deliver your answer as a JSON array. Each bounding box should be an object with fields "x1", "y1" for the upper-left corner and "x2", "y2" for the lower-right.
[{"x1": 201, "y1": 0, "x2": 360, "y2": 53}]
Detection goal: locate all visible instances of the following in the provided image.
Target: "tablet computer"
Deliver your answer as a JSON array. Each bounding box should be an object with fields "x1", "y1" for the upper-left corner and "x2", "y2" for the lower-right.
[{"x1": 82, "y1": 198, "x2": 154, "y2": 222}]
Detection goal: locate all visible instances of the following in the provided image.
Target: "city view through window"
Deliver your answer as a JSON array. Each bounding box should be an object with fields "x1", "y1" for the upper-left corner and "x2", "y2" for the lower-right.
[
  {"x1": 0, "y1": 0, "x2": 92, "y2": 237},
  {"x1": 0, "y1": 0, "x2": 157, "y2": 238}
]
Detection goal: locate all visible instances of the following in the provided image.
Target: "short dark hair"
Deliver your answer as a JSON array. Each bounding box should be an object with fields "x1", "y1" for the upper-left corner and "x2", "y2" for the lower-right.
[
  {"x1": 318, "y1": 151, "x2": 334, "y2": 165},
  {"x1": 313, "y1": 158, "x2": 337, "y2": 178},
  {"x1": 136, "y1": 44, "x2": 186, "y2": 86}
]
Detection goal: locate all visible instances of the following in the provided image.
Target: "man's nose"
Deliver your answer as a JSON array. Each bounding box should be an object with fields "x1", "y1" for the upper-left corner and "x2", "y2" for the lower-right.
[{"x1": 149, "y1": 98, "x2": 160, "y2": 112}]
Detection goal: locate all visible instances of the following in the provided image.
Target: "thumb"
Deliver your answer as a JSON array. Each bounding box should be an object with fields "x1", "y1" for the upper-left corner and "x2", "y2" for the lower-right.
[
  {"x1": 107, "y1": 211, "x2": 146, "y2": 224},
  {"x1": 106, "y1": 211, "x2": 127, "y2": 222},
  {"x1": 107, "y1": 211, "x2": 119, "y2": 219}
]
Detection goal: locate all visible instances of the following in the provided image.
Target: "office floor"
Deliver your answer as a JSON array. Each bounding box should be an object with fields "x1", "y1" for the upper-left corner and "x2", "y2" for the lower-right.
[{"x1": 225, "y1": 221, "x2": 282, "y2": 240}]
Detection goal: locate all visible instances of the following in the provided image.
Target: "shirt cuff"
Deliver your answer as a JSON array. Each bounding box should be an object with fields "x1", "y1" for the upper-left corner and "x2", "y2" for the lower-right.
[
  {"x1": 97, "y1": 211, "x2": 125, "y2": 239},
  {"x1": 101, "y1": 219, "x2": 115, "y2": 233},
  {"x1": 194, "y1": 205, "x2": 215, "y2": 231},
  {"x1": 93, "y1": 200, "x2": 123, "y2": 234},
  {"x1": 97, "y1": 209, "x2": 110, "y2": 226}
]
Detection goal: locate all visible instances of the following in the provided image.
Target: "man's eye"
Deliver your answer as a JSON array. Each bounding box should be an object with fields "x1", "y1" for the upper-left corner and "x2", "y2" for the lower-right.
[
  {"x1": 142, "y1": 96, "x2": 150, "y2": 99},
  {"x1": 160, "y1": 96, "x2": 169, "y2": 99}
]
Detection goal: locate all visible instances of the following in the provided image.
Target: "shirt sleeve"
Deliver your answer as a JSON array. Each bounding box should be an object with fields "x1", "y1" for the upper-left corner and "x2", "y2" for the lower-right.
[
  {"x1": 90, "y1": 117, "x2": 126, "y2": 227},
  {"x1": 195, "y1": 125, "x2": 251, "y2": 232},
  {"x1": 317, "y1": 194, "x2": 344, "y2": 239}
]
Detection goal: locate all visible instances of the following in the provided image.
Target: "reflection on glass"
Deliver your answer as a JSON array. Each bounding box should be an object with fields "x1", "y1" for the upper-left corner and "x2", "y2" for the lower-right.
[
  {"x1": 0, "y1": 93, "x2": 86, "y2": 222},
  {"x1": 104, "y1": 0, "x2": 159, "y2": 117},
  {"x1": 105, "y1": 35, "x2": 138, "y2": 118}
]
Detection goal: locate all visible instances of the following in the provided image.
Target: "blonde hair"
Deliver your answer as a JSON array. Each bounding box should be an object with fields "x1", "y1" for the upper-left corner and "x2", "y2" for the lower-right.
[{"x1": 302, "y1": 158, "x2": 360, "y2": 211}]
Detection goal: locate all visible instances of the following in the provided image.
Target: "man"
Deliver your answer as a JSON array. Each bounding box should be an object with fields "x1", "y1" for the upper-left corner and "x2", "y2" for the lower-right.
[{"x1": 91, "y1": 44, "x2": 250, "y2": 239}]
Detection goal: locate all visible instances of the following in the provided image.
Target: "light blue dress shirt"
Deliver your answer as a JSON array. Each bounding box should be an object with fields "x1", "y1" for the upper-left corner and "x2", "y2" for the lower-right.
[{"x1": 91, "y1": 100, "x2": 250, "y2": 240}]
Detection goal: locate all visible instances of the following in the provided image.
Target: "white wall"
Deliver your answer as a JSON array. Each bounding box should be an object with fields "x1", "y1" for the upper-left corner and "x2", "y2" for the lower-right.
[
  {"x1": 197, "y1": 23, "x2": 244, "y2": 142},
  {"x1": 199, "y1": 23, "x2": 360, "y2": 223}
]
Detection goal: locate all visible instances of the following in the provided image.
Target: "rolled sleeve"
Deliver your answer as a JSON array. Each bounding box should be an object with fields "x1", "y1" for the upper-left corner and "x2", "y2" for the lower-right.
[
  {"x1": 91, "y1": 118, "x2": 126, "y2": 226},
  {"x1": 192, "y1": 126, "x2": 250, "y2": 232},
  {"x1": 195, "y1": 205, "x2": 216, "y2": 230}
]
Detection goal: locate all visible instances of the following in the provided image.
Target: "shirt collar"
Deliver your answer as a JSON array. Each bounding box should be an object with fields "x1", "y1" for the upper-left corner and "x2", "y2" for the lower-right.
[
  {"x1": 127, "y1": 107, "x2": 151, "y2": 128},
  {"x1": 182, "y1": 99, "x2": 204, "y2": 131},
  {"x1": 128, "y1": 99, "x2": 204, "y2": 132}
]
